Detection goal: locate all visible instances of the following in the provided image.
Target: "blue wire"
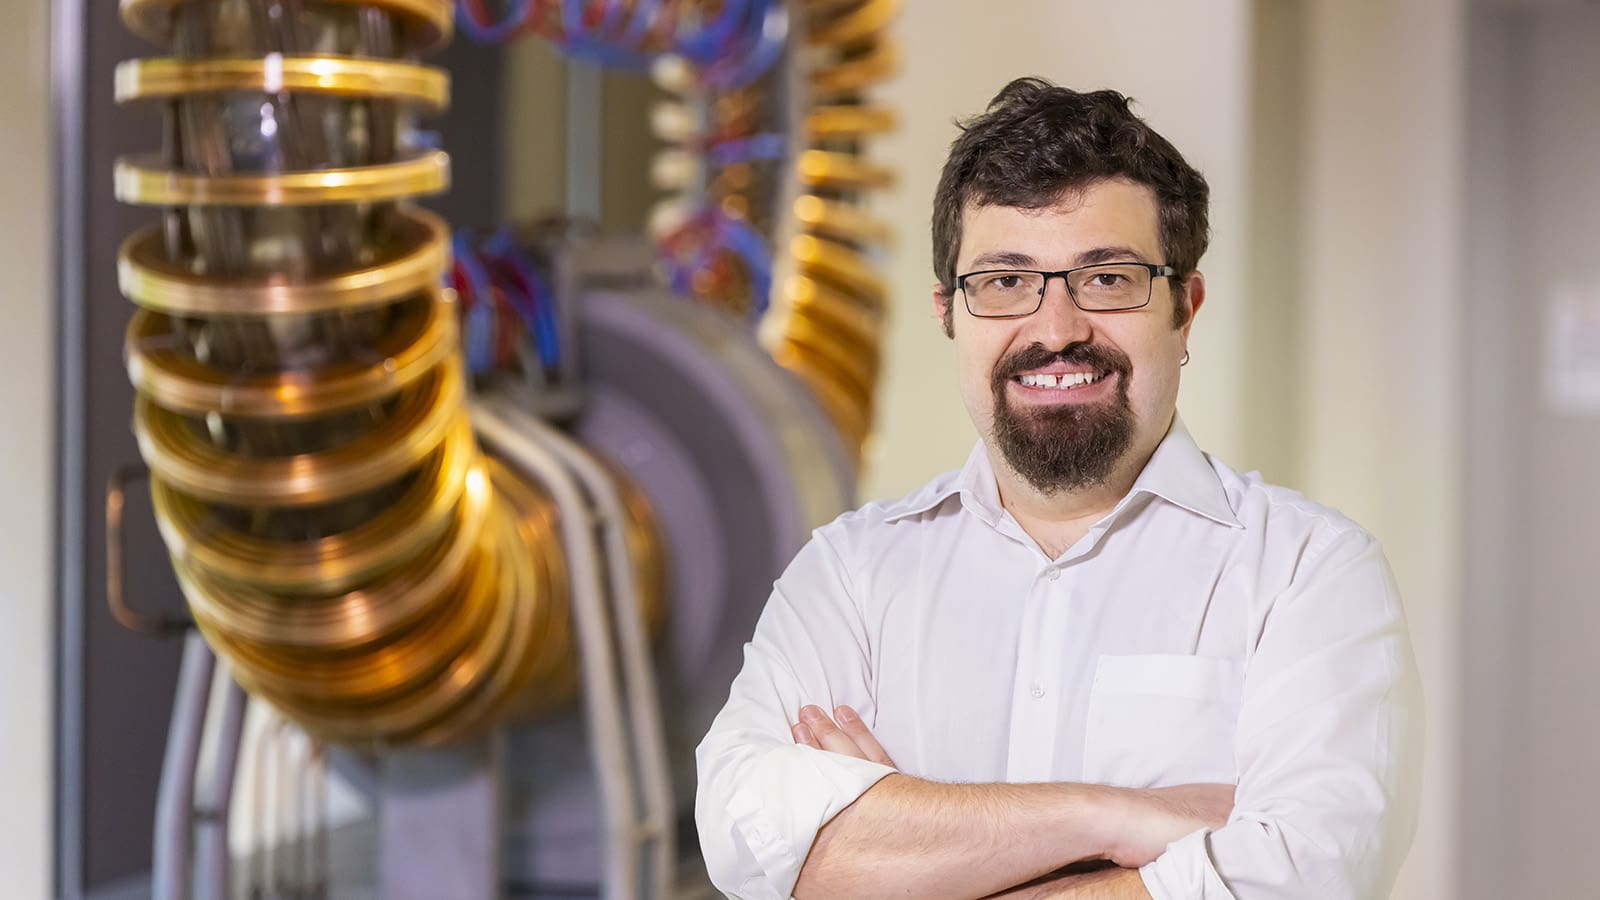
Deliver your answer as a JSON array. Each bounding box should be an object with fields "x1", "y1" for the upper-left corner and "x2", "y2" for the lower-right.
[
  {"x1": 708, "y1": 132, "x2": 787, "y2": 166},
  {"x1": 704, "y1": 0, "x2": 785, "y2": 90},
  {"x1": 483, "y1": 229, "x2": 563, "y2": 369},
  {"x1": 715, "y1": 213, "x2": 774, "y2": 319},
  {"x1": 452, "y1": 232, "x2": 498, "y2": 373}
]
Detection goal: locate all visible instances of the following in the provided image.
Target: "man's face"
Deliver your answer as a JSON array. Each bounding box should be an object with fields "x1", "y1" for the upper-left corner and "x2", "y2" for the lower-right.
[{"x1": 936, "y1": 178, "x2": 1203, "y2": 494}]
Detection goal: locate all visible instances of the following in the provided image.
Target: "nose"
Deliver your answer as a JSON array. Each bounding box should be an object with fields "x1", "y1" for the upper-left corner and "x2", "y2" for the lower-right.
[{"x1": 1025, "y1": 276, "x2": 1094, "y2": 349}]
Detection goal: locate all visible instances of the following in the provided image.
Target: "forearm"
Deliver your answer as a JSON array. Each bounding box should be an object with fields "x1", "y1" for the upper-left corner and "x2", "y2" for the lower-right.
[
  {"x1": 989, "y1": 867, "x2": 1151, "y2": 900},
  {"x1": 793, "y1": 773, "x2": 1122, "y2": 900}
]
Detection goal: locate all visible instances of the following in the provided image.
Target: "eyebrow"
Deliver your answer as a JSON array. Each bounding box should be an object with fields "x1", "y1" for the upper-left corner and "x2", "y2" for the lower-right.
[{"x1": 964, "y1": 245, "x2": 1153, "y2": 271}]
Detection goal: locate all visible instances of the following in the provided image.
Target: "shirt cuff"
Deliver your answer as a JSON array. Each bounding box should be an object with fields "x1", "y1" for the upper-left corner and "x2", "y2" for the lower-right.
[
  {"x1": 1139, "y1": 828, "x2": 1238, "y2": 899},
  {"x1": 723, "y1": 745, "x2": 897, "y2": 898}
]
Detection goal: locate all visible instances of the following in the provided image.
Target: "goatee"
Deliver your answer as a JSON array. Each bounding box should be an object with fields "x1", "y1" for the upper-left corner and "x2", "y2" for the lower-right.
[{"x1": 990, "y1": 341, "x2": 1135, "y2": 495}]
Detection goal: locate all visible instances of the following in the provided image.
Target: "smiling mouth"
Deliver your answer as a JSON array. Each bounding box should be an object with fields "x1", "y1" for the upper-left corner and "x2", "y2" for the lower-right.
[{"x1": 1013, "y1": 371, "x2": 1110, "y2": 390}]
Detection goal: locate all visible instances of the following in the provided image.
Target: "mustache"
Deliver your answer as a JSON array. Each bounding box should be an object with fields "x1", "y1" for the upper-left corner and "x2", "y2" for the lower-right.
[{"x1": 991, "y1": 342, "x2": 1133, "y2": 389}]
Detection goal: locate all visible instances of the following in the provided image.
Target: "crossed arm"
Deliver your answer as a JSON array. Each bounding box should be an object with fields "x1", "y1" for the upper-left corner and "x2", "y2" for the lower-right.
[{"x1": 787, "y1": 704, "x2": 1231, "y2": 900}]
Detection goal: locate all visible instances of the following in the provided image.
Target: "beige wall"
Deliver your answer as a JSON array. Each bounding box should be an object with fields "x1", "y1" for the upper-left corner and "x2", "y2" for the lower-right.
[{"x1": 0, "y1": 0, "x2": 55, "y2": 896}]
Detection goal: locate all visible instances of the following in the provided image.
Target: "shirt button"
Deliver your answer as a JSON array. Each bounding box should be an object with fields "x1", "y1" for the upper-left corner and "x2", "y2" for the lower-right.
[
  {"x1": 1047, "y1": 568, "x2": 1062, "y2": 581},
  {"x1": 1029, "y1": 683, "x2": 1045, "y2": 699}
]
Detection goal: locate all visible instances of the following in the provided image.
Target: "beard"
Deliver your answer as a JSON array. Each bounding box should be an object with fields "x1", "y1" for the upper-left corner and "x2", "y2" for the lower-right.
[{"x1": 989, "y1": 341, "x2": 1136, "y2": 495}]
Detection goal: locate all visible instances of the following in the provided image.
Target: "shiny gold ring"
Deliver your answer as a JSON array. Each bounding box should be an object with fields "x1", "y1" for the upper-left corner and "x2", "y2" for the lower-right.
[
  {"x1": 133, "y1": 361, "x2": 463, "y2": 507},
  {"x1": 118, "y1": 207, "x2": 451, "y2": 317},
  {"x1": 791, "y1": 234, "x2": 888, "y2": 302},
  {"x1": 115, "y1": 57, "x2": 450, "y2": 110},
  {"x1": 796, "y1": 150, "x2": 896, "y2": 192},
  {"x1": 114, "y1": 151, "x2": 450, "y2": 207},
  {"x1": 792, "y1": 195, "x2": 894, "y2": 246},
  {"x1": 120, "y1": 0, "x2": 455, "y2": 54},
  {"x1": 126, "y1": 289, "x2": 457, "y2": 419},
  {"x1": 151, "y1": 420, "x2": 476, "y2": 593},
  {"x1": 808, "y1": 0, "x2": 899, "y2": 46},
  {"x1": 809, "y1": 42, "x2": 899, "y2": 97},
  {"x1": 806, "y1": 106, "x2": 897, "y2": 140}
]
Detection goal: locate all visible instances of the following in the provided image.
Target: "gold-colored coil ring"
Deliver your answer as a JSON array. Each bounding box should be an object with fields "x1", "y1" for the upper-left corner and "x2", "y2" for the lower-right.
[
  {"x1": 809, "y1": 42, "x2": 899, "y2": 97},
  {"x1": 151, "y1": 416, "x2": 476, "y2": 593},
  {"x1": 406, "y1": 507, "x2": 545, "y2": 743},
  {"x1": 192, "y1": 551, "x2": 499, "y2": 707},
  {"x1": 114, "y1": 57, "x2": 450, "y2": 111},
  {"x1": 807, "y1": 0, "x2": 899, "y2": 46},
  {"x1": 773, "y1": 344, "x2": 872, "y2": 450},
  {"x1": 118, "y1": 207, "x2": 451, "y2": 318},
  {"x1": 113, "y1": 151, "x2": 450, "y2": 208},
  {"x1": 791, "y1": 234, "x2": 888, "y2": 302},
  {"x1": 796, "y1": 150, "x2": 896, "y2": 192},
  {"x1": 285, "y1": 502, "x2": 524, "y2": 745},
  {"x1": 805, "y1": 106, "x2": 897, "y2": 140},
  {"x1": 786, "y1": 303, "x2": 879, "y2": 371},
  {"x1": 173, "y1": 459, "x2": 493, "y2": 650},
  {"x1": 133, "y1": 361, "x2": 463, "y2": 507},
  {"x1": 120, "y1": 0, "x2": 456, "y2": 55},
  {"x1": 211, "y1": 525, "x2": 507, "y2": 744},
  {"x1": 792, "y1": 195, "x2": 894, "y2": 247},
  {"x1": 126, "y1": 289, "x2": 456, "y2": 419},
  {"x1": 788, "y1": 275, "x2": 884, "y2": 337},
  {"x1": 777, "y1": 320, "x2": 877, "y2": 405}
]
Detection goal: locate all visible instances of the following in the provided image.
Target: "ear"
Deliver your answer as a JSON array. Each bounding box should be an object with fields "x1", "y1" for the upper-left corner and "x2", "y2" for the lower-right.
[
  {"x1": 931, "y1": 283, "x2": 955, "y2": 338},
  {"x1": 1179, "y1": 270, "x2": 1206, "y2": 341}
]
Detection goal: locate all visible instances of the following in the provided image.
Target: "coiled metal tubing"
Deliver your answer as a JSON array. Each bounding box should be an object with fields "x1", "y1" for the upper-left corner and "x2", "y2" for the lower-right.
[{"x1": 115, "y1": 0, "x2": 662, "y2": 746}]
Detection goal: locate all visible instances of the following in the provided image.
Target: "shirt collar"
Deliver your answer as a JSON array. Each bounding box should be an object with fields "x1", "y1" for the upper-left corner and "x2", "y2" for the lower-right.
[{"x1": 883, "y1": 414, "x2": 1241, "y2": 529}]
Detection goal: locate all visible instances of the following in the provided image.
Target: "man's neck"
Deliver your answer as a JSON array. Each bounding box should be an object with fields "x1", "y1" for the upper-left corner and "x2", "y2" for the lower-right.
[{"x1": 988, "y1": 444, "x2": 1153, "y2": 561}]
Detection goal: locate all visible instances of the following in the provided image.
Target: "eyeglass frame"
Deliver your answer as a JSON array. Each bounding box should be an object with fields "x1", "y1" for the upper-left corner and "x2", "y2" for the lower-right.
[{"x1": 955, "y1": 262, "x2": 1179, "y2": 318}]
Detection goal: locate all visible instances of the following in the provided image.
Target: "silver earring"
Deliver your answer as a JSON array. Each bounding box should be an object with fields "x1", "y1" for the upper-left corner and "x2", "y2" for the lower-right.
[{"x1": 1180, "y1": 349, "x2": 1190, "y2": 367}]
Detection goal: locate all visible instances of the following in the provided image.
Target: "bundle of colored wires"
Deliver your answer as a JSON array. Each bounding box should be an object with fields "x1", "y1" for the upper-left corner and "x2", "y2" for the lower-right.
[{"x1": 449, "y1": 229, "x2": 563, "y2": 377}]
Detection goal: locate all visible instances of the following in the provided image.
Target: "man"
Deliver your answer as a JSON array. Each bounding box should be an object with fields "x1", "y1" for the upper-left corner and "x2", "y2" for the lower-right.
[{"x1": 695, "y1": 78, "x2": 1423, "y2": 899}]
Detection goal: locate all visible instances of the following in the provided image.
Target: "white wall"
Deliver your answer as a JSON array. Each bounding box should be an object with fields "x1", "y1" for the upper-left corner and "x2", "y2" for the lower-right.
[
  {"x1": 0, "y1": 0, "x2": 56, "y2": 896},
  {"x1": 864, "y1": 0, "x2": 1256, "y2": 498}
]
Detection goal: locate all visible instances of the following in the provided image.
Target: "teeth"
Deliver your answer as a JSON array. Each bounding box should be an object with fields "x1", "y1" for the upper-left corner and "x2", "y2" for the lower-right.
[{"x1": 1018, "y1": 372, "x2": 1103, "y2": 389}]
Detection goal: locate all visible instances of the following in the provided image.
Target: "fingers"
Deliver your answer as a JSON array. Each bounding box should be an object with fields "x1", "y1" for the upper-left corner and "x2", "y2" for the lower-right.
[
  {"x1": 795, "y1": 704, "x2": 866, "y2": 757},
  {"x1": 789, "y1": 704, "x2": 896, "y2": 767},
  {"x1": 833, "y1": 705, "x2": 896, "y2": 767}
]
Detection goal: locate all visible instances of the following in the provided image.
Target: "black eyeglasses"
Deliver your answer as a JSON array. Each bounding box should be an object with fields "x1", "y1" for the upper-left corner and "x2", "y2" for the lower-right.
[{"x1": 956, "y1": 262, "x2": 1177, "y2": 317}]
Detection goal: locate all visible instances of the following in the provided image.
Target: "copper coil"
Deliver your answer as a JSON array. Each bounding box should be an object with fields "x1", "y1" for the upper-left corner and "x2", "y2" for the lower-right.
[
  {"x1": 133, "y1": 361, "x2": 463, "y2": 507},
  {"x1": 775, "y1": 322, "x2": 876, "y2": 406},
  {"x1": 114, "y1": 151, "x2": 451, "y2": 207},
  {"x1": 792, "y1": 195, "x2": 893, "y2": 247},
  {"x1": 118, "y1": 206, "x2": 450, "y2": 318},
  {"x1": 788, "y1": 274, "x2": 884, "y2": 336},
  {"x1": 790, "y1": 234, "x2": 887, "y2": 302},
  {"x1": 772, "y1": 344, "x2": 872, "y2": 452},
  {"x1": 125, "y1": 289, "x2": 456, "y2": 419},
  {"x1": 150, "y1": 415, "x2": 474, "y2": 593},
  {"x1": 120, "y1": 0, "x2": 456, "y2": 55},
  {"x1": 796, "y1": 149, "x2": 896, "y2": 192},
  {"x1": 809, "y1": 41, "x2": 899, "y2": 97},
  {"x1": 805, "y1": 105, "x2": 897, "y2": 140},
  {"x1": 190, "y1": 538, "x2": 499, "y2": 707},
  {"x1": 173, "y1": 460, "x2": 493, "y2": 650},
  {"x1": 807, "y1": 0, "x2": 898, "y2": 46},
  {"x1": 114, "y1": 56, "x2": 449, "y2": 110}
]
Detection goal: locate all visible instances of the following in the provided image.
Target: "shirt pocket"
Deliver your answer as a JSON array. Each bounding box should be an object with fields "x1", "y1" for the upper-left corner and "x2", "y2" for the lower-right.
[{"x1": 1082, "y1": 653, "x2": 1243, "y2": 788}]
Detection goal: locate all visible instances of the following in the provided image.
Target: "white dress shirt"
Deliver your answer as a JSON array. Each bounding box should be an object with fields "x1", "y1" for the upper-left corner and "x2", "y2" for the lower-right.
[{"x1": 695, "y1": 417, "x2": 1424, "y2": 899}]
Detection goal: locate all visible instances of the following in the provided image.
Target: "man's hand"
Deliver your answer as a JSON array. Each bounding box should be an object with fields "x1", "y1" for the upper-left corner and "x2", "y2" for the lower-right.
[
  {"x1": 790, "y1": 704, "x2": 897, "y2": 767},
  {"x1": 1105, "y1": 783, "x2": 1235, "y2": 867}
]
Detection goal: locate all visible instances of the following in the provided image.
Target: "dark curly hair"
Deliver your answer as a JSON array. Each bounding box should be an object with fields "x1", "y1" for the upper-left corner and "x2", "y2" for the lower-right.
[{"x1": 931, "y1": 78, "x2": 1210, "y2": 336}]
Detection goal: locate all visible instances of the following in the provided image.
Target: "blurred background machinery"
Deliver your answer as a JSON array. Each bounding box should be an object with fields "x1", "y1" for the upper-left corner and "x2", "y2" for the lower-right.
[{"x1": 59, "y1": 0, "x2": 898, "y2": 897}]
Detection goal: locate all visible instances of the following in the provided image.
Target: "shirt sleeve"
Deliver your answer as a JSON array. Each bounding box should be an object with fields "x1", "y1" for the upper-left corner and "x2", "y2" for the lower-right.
[
  {"x1": 1139, "y1": 530, "x2": 1425, "y2": 900},
  {"x1": 694, "y1": 528, "x2": 898, "y2": 900}
]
